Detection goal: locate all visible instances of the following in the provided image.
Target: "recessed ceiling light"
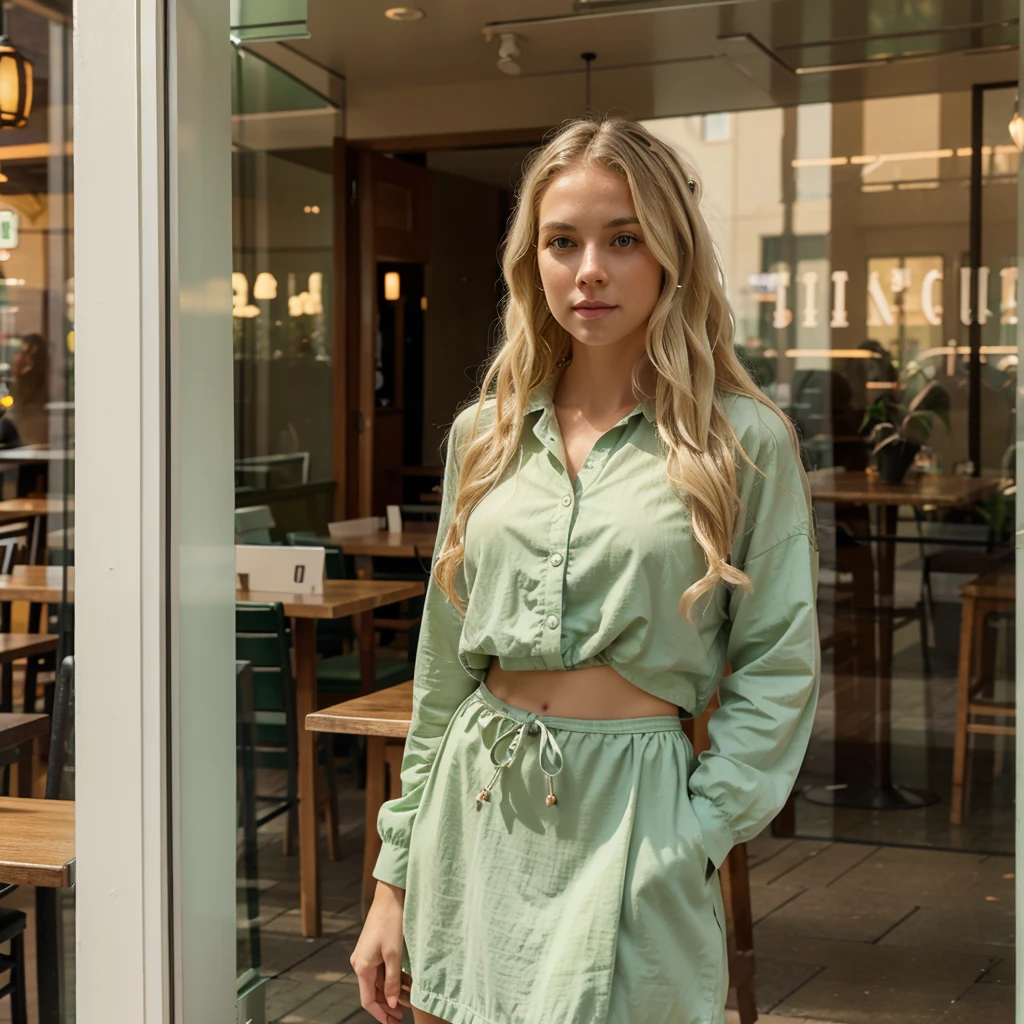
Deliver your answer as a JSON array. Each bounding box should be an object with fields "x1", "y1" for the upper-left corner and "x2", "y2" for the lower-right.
[{"x1": 385, "y1": 7, "x2": 425, "y2": 21}]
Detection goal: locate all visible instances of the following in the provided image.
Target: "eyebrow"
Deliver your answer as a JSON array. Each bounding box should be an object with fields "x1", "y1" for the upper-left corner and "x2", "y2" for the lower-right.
[{"x1": 538, "y1": 216, "x2": 641, "y2": 233}]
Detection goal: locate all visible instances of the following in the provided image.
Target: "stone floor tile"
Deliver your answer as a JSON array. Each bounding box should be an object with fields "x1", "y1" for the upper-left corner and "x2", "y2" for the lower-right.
[
  {"x1": 284, "y1": 941, "x2": 354, "y2": 985},
  {"x1": 880, "y1": 895, "x2": 1014, "y2": 955},
  {"x1": 765, "y1": 841, "x2": 881, "y2": 890},
  {"x1": 260, "y1": 934, "x2": 334, "y2": 977},
  {"x1": 940, "y1": 979, "x2": 1015, "y2": 1023},
  {"x1": 757, "y1": 886, "x2": 919, "y2": 944},
  {"x1": 279, "y1": 981, "x2": 365, "y2": 1023},
  {"x1": 749, "y1": 838, "x2": 832, "y2": 887},
  {"x1": 753, "y1": 956, "x2": 825, "y2": 1013},
  {"x1": 264, "y1": 978, "x2": 333, "y2": 1020},
  {"x1": 751, "y1": 882, "x2": 805, "y2": 925},
  {"x1": 830, "y1": 846, "x2": 1005, "y2": 898}
]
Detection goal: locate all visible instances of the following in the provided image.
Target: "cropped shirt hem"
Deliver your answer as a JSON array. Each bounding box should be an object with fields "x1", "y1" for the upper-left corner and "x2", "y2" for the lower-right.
[{"x1": 372, "y1": 839, "x2": 409, "y2": 890}]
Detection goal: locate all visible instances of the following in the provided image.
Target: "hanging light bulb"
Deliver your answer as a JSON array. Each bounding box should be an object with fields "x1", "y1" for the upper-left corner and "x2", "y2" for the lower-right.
[
  {"x1": 0, "y1": 6, "x2": 32, "y2": 130},
  {"x1": 1009, "y1": 95, "x2": 1024, "y2": 152},
  {"x1": 253, "y1": 272, "x2": 277, "y2": 300}
]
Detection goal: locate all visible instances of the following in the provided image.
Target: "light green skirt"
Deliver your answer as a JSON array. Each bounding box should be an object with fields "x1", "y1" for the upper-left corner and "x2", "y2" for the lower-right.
[{"x1": 403, "y1": 681, "x2": 729, "y2": 1024}]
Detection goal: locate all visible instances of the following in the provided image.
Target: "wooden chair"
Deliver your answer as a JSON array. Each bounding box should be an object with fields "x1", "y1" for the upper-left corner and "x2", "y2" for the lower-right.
[
  {"x1": 0, "y1": 712, "x2": 48, "y2": 798},
  {"x1": 307, "y1": 681, "x2": 758, "y2": 1024},
  {"x1": 951, "y1": 565, "x2": 1015, "y2": 826}
]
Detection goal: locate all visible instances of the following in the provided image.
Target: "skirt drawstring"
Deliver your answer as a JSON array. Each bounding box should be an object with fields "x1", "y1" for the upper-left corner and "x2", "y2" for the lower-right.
[{"x1": 476, "y1": 710, "x2": 564, "y2": 809}]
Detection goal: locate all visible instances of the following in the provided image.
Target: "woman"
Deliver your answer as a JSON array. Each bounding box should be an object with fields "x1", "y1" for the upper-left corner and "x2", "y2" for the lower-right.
[{"x1": 351, "y1": 117, "x2": 819, "y2": 1024}]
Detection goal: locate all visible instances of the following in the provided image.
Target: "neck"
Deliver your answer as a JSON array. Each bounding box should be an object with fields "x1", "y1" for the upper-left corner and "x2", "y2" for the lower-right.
[{"x1": 555, "y1": 329, "x2": 654, "y2": 419}]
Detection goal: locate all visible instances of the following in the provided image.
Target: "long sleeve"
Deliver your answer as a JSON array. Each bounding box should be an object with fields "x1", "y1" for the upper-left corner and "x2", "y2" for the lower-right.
[
  {"x1": 688, "y1": 403, "x2": 820, "y2": 877},
  {"x1": 372, "y1": 414, "x2": 478, "y2": 889}
]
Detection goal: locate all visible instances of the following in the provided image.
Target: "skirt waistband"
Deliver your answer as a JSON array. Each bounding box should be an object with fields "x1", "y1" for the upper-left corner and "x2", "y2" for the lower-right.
[{"x1": 471, "y1": 680, "x2": 684, "y2": 736}]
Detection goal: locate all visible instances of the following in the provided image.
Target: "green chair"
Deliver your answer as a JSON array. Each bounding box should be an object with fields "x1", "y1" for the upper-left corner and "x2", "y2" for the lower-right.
[
  {"x1": 284, "y1": 531, "x2": 420, "y2": 689},
  {"x1": 316, "y1": 616, "x2": 421, "y2": 696},
  {"x1": 235, "y1": 505, "x2": 277, "y2": 545},
  {"x1": 236, "y1": 602, "x2": 339, "y2": 856}
]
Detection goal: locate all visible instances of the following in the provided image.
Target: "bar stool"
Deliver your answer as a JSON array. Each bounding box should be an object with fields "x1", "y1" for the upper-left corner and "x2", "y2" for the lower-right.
[{"x1": 951, "y1": 566, "x2": 1015, "y2": 826}]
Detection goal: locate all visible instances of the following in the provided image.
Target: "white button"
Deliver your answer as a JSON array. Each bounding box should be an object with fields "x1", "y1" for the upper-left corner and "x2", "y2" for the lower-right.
[
  {"x1": 547, "y1": 614, "x2": 559, "y2": 629},
  {"x1": 584, "y1": 460, "x2": 592, "y2": 469},
  {"x1": 550, "y1": 552, "x2": 563, "y2": 567},
  {"x1": 561, "y1": 494, "x2": 572, "y2": 506}
]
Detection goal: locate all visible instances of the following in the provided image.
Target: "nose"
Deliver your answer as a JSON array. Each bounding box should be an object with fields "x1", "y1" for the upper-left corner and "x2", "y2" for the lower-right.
[{"x1": 575, "y1": 242, "x2": 607, "y2": 288}]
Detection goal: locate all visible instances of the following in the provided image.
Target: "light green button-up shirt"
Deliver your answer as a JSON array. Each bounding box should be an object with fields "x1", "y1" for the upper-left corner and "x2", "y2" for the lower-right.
[{"x1": 374, "y1": 368, "x2": 820, "y2": 889}]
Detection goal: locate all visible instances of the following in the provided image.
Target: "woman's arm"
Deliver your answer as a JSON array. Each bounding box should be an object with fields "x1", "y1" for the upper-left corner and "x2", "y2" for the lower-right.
[
  {"x1": 372, "y1": 413, "x2": 478, "y2": 890},
  {"x1": 688, "y1": 403, "x2": 820, "y2": 877}
]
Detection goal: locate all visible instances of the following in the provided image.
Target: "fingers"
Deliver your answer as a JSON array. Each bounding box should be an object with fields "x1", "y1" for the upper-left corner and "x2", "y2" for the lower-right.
[
  {"x1": 382, "y1": 944, "x2": 404, "y2": 1011},
  {"x1": 353, "y1": 961, "x2": 389, "y2": 1024}
]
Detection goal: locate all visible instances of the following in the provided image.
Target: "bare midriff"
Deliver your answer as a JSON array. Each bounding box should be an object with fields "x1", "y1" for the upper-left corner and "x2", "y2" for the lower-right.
[{"x1": 484, "y1": 659, "x2": 679, "y2": 720}]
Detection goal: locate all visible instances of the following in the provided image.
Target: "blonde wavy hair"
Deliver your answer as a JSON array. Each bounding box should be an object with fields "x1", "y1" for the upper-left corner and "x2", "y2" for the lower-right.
[{"x1": 434, "y1": 116, "x2": 797, "y2": 621}]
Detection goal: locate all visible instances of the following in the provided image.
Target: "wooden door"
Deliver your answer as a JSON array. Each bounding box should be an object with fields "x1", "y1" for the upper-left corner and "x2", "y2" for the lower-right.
[{"x1": 336, "y1": 147, "x2": 430, "y2": 519}]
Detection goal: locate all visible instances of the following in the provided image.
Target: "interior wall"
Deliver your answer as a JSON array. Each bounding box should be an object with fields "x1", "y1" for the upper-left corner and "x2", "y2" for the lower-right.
[{"x1": 422, "y1": 167, "x2": 505, "y2": 464}]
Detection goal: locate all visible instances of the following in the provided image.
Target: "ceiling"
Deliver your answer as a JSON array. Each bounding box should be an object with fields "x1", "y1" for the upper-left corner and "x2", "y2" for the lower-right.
[{"x1": 276, "y1": 0, "x2": 1018, "y2": 108}]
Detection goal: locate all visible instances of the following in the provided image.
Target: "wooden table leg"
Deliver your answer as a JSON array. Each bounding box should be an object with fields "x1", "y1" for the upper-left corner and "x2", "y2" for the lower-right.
[
  {"x1": 293, "y1": 617, "x2": 321, "y2": 937},
  {"x1": 16, "y1": 738, "x2": 32, "y2": 797},
  {"x1": 363, "y1": 735, "x2": 387, "y2": 916},
  {"x1": 359, "y1": 610, "x2": 376, "y2": 696}
]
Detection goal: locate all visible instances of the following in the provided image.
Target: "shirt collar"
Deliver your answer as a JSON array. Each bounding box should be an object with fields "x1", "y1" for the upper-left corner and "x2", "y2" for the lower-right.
[{"x1": 524, "y1": 367, "x2": 656, "y2": 425}]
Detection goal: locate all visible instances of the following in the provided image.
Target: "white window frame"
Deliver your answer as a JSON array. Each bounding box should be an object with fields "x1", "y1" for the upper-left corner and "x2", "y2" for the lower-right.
[{"x1": 75, "y1": 0, "x2": 235, "y2": 1019}]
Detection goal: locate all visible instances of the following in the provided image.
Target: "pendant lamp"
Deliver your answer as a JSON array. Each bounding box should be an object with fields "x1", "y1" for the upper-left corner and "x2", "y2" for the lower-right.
[{"x1": 0, "y1": 5, "x2": 32, "y2": 130}]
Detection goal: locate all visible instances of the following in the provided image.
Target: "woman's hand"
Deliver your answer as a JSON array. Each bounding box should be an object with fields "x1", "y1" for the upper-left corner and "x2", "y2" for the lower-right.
[{"x1": 350, "y1": 880, "x2": 413, "y2": 1022}]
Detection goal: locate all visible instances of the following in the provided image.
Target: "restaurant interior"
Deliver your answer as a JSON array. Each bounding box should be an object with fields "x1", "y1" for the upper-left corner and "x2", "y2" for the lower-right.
[{"x1": 0, "y1": 0, "x2": 1021, "y2": 1022}]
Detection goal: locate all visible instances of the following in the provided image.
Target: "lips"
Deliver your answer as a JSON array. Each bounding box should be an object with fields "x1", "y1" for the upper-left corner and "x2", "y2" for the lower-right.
[{"x1": 572, "y1": 301, "x2": 617, "y2": 320}]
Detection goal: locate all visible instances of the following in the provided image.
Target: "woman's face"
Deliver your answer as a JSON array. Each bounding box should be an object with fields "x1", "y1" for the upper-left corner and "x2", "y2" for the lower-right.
[{"x1": 536, "y1": 162, "x2": 663, "y2": 353}]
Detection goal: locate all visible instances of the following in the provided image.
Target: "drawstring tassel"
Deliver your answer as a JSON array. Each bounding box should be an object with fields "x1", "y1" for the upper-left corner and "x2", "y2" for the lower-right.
[
  {"x1": 545, "y1": 775, "x2": 557, "y2": 807},
  {"x1": 475, "y1": 711, "x2": 564, "y2": 810},
  {"x1": 477, "y1": 765, "x2": 502, "y2": 804}
]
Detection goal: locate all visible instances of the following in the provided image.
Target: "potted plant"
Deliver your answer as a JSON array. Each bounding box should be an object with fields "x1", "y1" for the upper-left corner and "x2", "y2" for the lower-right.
[{"x1": 861, "y1": 379, "x2": 951, "y2": 484}]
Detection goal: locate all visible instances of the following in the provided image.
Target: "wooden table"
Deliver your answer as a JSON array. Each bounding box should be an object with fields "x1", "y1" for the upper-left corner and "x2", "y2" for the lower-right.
[
  {"x1": 0, "y1": 499, "x2": 71, "y2": 564},
  {"x1": 0, "y1": 713, "x2": 48, "y2": 796},
  {"x1": 0, "y1": 797, "x2": 74, "y2": 887},
  {"x1": 305, "y1": 681, "x2": 412, "y2": 912},
  {"x1": 237, "y1": 579, "x2": 424, "y2": 937},
  {"x1": 0, "y1": 565, "x2": 71, "y2": 604},
  {"x1": 807, "y1": 469, "x2": 1001, "y2": 810},
  {"x1": 0, "y1": 796, "x2": 75, "y2": 1024},
  {"x1": 334, "y1": 531, "x2": 437, "y2": 579}
]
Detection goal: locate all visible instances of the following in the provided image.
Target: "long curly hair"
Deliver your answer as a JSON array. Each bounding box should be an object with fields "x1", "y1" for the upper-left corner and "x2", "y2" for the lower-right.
[{"x1": 434, "y1": 116, "x2": 797, "y2": 621}]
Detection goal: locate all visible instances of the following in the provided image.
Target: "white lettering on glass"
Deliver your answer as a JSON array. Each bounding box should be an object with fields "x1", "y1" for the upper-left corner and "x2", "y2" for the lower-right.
[
  {"x1": 830, "y1": 270, "x2": 849, "y2": 328},
  {"x1": 773, "y1": 270, "x2": 792, "y2": 328},
  {"x1": 921, "y1": 268, "x2": 943, "y2": 326},
  {"x1": 800, "y1": 271, "x2": 818, "y2": 328}
]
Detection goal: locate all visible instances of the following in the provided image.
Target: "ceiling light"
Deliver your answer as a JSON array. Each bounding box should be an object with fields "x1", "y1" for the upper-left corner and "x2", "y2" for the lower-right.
[
  {"x1": 384, "y1": 272, "x2": 401, "y2": 302},
  {"x1": 497, "y1": 33, "x2": 521, "y2": 76},
  {"x1": 0, "y1": 6, "x2": 32, "y2": 130},
  {"x1": 1009, "y1": 99, "x2": 1024, "y2": 152},
  {"x1": 385, "y1": 7, "x2": 425, "y2": 21}
]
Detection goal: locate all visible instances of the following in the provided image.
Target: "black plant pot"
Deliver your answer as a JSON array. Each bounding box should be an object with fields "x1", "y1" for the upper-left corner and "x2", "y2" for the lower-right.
[{"x1": 875, "y1": 440, "x2": 920, "y2": 484}]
